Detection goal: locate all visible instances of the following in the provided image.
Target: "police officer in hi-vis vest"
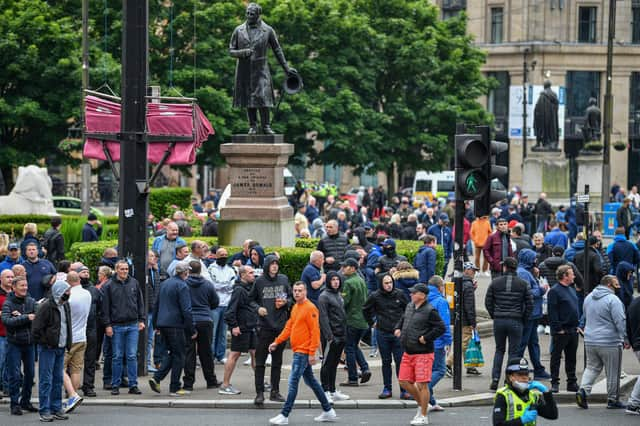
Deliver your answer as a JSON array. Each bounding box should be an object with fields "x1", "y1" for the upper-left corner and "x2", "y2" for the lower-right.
[{"x1": 492, "y1": 358, "x2": 559, "y2": 425}]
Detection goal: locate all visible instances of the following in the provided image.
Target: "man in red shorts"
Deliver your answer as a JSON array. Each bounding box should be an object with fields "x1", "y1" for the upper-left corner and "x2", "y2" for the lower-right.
[{"x1": 394, "y1": 283, "x2": 445, "y2": 425}]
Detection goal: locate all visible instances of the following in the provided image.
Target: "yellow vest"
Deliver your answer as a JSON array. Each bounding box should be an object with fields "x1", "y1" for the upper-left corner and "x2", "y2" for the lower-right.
[{"x1": 494, "y1": 386, "x2": 540, "y2": 426}]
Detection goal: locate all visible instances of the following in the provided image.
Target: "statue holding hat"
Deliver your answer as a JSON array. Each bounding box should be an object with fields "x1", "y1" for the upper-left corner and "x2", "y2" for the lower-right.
[{"x1": 229, "y1": 2, "x2": 299, "y2": 135}]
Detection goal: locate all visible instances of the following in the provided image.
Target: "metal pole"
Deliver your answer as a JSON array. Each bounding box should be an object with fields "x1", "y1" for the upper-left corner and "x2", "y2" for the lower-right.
[
  {"x1": 452, "y1": 198, "x2": 465, "y2": 391},
  {"x1": 522, "y1": 48, "x2": 529, "y2": 162},
  {"x1": 119, "y1": 0, "x2": 150, "y2": 376},
  {"x1": 583, "y1": 185, "x2": 590, "y2": 290},
  {"x1": 81, "y1": 0, "x2": 91, "y2": 216},
  {"x1": 602, "y1": 0, "x2": 616, "y2": 209}
]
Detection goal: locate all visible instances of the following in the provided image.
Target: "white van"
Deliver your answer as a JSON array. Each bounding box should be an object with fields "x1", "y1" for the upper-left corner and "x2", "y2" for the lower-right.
[
  {"x1": 284, "y1": 168, "x2": 296, "y2": 196},
  {"x1": 412, "y1": 171, "x2": 455, "y2": 206}
]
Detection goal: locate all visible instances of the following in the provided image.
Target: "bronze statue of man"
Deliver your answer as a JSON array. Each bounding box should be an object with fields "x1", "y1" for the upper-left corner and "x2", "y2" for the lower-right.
[
  {"x1": 582, "y1": 97, "x2": 601, "y2": 143},
  {"x1": 533, "y1": 80, "x2": 560, "y2": 150},
  {"x1": 229, "y1": 3, "x2": 296, "y2": 135}
]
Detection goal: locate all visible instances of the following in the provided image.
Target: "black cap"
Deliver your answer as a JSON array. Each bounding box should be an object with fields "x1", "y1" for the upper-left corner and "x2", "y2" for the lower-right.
[
  {"x1": 340, "y1": 258, "x2": 360, "y2": 268},
  {"x1": 587, "y1": 235, "x2": 599, "y2": 246},
  {"x1": 505, "y1": 357, "x2": 531, "y2": 375},
  {"x1": 409, "y1": 283, "x2": 429, "y2": 295},
  {"x1": 501, "y1": 257, "x2": 518, "y2": 270},
  {"x1": 552, "y1": 245, "x2": 565, "y2": 256},
  {"x1": 88, "y1": 213, "x2": 98, "y2": 221}
]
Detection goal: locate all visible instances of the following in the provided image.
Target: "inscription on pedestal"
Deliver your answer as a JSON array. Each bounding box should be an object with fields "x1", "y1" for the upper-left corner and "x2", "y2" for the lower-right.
[{"x1": 230, "y1": 167, "x2": 274, "y2": 197}]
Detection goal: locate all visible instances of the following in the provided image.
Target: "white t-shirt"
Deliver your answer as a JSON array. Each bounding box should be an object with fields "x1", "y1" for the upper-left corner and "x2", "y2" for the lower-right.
[{"x1": 69, "y1": 285, "x2": 92, "y2": 343}]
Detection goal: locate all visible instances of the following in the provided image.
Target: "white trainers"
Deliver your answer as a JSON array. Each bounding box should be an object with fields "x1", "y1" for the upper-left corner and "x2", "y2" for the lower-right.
[
  {"x1": 544, "y1": 326, "x2": 551, "y2": 335},
  {"x1": 325, "y1": 391, "x2": 334, "y2": 404},
  {"x1": 269, "y1": 413, "x2": 289, "y2": 425},
  {"x1": 266, "y1": 354, "x2": 272, "y2": 366},
  {"x1": 410, "y1": 415, "x2": 429, "y2": 425},
  {"x1": 331, "y1": 390, "x2": 350, "y2": 401},
  {"x1": 428, "y1": 403, "x2": 444, "y2": 412},
  {"x1": 537, "y1": 325, "x2": 545, "y2": 334},
  {"x1": 314, "y1": 408, "x2": 337, "y2": 422},
  {"x1": 243, "y1": 356, "x2": 252, "y2": 366}
]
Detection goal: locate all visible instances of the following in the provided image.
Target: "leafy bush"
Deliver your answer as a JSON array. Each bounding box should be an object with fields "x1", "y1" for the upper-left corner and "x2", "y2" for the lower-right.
[
  {"x1": 148, "y1": 187, "x2": 192, "y2": 219},
  {"x1": 0, "y1": 214, "x2": 117, "y2": 224}
]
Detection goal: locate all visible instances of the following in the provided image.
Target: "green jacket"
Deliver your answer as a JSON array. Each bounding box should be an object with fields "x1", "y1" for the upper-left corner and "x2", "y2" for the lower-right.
[{"x1": 341, "y1": 273, "x2": 368, "y2": 329}]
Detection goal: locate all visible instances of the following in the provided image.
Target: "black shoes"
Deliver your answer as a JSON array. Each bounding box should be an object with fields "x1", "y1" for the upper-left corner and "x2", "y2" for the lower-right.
[
  {"x1": 360, "y1": 370, "x2": 372, "y2": 384},
  {"x1": 82, "y1": 388, "x2": 97, "y2": 398},
  {"x1": 567, "y1": 382, "x2": 579, "y2": 392},
  {"x1": 11, "y1": 406, "x2": 23, "y2": 415},
  {"x1": 254, "y1": 392, "x2": 265, "y2": 406},
  {"x1": 128, "y1": 386, "x2": 142, "y2": 395},
  {"x1": 53, "y1": 412, "x2": 69, "y2": 420},
  {"x1": 489, "y1": 379, "x2": 499, "y2": 391},
  {"x1": 111, "y1": 388, "x2": 120, "y2": 396},
  {"x1": 575, "y1": 388, "x2": 588, "y2": 409},
  {"x1": 103, "y1": 384, "x2": 113, "y2": 390},
  {"x1": 22, "y1": 404, "x2": 38, "y2": 413},
  {"x1": 269, "y1": 390, "x2": 285, "y2": 402},
  {"x1": 550, "y1": 383, "x2": 559, "y2": 393},
  {"x1": 206, "y1": 380, "x2": 221, "y2": 389}
]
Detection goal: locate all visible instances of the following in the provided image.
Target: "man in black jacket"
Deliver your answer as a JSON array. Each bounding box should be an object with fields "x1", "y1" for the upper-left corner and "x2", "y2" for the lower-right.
[
  {"x1": 220, "y1": 265, "x2": 257, "y2": 398},
  {"x1": 101, "y1": 260, "x2": 145, "y2": 395},
  {"x1": 79, "y1": 266, "x2": 101, "y2": 398},
  {"x1": 1, "y1": 276, "x2": 37, "y2": 415},
  {"x1": 625, "y1": 296, "x2": 640, "y2": 414},
  {"x1": 485, "y1": 257, "x2": 533, "y2": 391},
  {"x1": 42, "y1": 216, "x2": 65, "y2": 267},
  {"x1": 316, "y1": 220, "x2": 351, "y2": 271},
  {"x1": 394, "y1": 283, "x2": 445, "y2": 426},
  {"x1": 574, "y1": 236, "x2": 603, "y2": 296},
  {"x1": 364, "y1": 273, "x2": 408, "y2": 399},
  {"x1": 375, "y1": 238, "x2": 407, "y2": 283},
  {"x1": 183, "y1": 261, "x2": 219, "y2": 392},
  {"x1": 33, "y1": 280, "x2": 71, "y2": 422},
  {"x1": 249, "y1": 255, "x2": 291, "y2": 404},
  {"x1": 201, "y1": 209, "x2": 218, "y2": 237}
]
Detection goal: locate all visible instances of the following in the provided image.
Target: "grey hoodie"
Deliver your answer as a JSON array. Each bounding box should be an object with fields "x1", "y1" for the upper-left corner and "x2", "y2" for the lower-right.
[
  {"x1": 583, "y1": 284, "x2": 627, "y2": 346},
  {"x1": 52, "y1": 280, "x2": 71, "y2": 348}
]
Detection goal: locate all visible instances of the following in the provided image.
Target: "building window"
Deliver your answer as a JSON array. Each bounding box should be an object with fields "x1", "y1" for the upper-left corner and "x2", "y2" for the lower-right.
[
  {"x1": 490, "y1": 8, "x2": 504, "y2": 44},
  {"x1": 487, "y1": 71, "x2": 509, "y2": 118},
  {"x1": 630, "y1": 73, "x2": 640, "y2": 137},
  {"x1": 633, "y1": 6, "x2": 640, "y2": 44},
  {"x1": 322, "y1": 141, "x2": 342, "y2": 187},
  {"x1": 441, "y1": 0, "x2": 466, "y2": 20},
  {"x1": 566, "y1": 71, "x2": 600, "y2": 117},
  {"x1": 578, "y1": 6, "x2": 597, "y2": 43}
]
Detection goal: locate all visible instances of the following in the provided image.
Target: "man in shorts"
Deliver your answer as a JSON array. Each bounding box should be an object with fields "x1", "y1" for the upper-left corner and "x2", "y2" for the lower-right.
[
  {"x1": 62, "y1": 271, "x2": 91, "y2": 413},
  {"x1": 220, "y1": 266, "x2": 258, "y2": 395},
  {"x1": 394, "y1": 283, "x2": 446, "y2": 426}
]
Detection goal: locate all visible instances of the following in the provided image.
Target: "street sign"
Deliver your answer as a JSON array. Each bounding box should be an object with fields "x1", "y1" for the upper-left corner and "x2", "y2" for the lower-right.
[{"x1": 577, "y1": 194, "x2": 590, "y2": 203}]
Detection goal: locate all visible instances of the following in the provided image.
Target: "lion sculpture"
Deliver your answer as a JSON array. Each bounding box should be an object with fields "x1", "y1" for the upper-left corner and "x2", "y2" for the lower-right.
[{"x1": 0, "y1": 165, "x2": 57, "y2": 215}]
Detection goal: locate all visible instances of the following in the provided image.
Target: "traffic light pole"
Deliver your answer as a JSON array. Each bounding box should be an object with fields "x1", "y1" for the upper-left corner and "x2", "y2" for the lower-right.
[
  {"x1": 119, "y1": 0, "x2": 150, "y2": 376},
  {"x1": 452, "y1": 199, "x2": 465, "y2": 391}
]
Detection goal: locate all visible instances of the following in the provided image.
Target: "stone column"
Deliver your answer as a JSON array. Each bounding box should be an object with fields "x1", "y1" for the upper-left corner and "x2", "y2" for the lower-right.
[
  {"x1": 218, "y1": 135, "x2": 295, "y2": 247},
  {"x1": 521, "y1": 151, "x2": 570, "y2": 203}
]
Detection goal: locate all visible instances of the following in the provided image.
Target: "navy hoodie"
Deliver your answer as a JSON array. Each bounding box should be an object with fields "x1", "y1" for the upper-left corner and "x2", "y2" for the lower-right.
[
  {"x1": 615, "y1": 261, "x2": 635, "y2": 309},
  {"x1": 185, "y1": 275, "x2": 219, "y2": 323}
]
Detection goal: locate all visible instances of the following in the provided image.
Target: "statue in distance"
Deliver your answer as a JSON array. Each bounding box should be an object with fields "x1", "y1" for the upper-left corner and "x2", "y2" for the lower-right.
[{"x1": 533, "y1": 80, "x2": 560, "y2": 151}]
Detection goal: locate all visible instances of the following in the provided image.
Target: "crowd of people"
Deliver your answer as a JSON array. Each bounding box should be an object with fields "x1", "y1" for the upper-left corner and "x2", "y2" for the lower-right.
[{"x1": 0, "y1": 182, "x2": 639, "y2": 424}]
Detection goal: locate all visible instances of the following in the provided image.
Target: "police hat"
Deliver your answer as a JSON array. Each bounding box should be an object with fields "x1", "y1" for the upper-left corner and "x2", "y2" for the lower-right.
[{"x1": 505, "y1": 357, "x2": 531, "y2": 375}]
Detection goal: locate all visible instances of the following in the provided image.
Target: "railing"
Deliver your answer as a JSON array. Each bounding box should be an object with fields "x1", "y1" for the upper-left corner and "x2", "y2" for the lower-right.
[{"x1": 51, "y1": 182, "x2": 119, "y2": 205}]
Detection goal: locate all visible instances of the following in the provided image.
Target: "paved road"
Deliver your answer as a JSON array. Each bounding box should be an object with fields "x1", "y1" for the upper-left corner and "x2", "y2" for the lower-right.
[{"x1": 4, "y1": 405, "x2": 639, "y2": 426}]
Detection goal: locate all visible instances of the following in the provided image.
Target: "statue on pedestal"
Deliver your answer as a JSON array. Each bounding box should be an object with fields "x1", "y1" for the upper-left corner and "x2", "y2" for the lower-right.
[
  {"x1": 533, "y1": 80, "x2": 560, "y2": 151},
  {"x1": 582, "y1": 97, "x2": 601, "y2": 143},
  {"x1": 229, "y1": 2, "x2": 298, "y2": 135}
]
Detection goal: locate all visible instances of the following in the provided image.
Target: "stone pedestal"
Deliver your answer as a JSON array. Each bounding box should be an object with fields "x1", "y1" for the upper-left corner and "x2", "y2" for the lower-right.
[
  {"x1": 218, "y1": 135, "x2": 295, "y2": 247},
  {"x1": 522, "y1": 151, "x2": 570, "y2": 203},
  {"x1": 576, "y1": 154, "x2": 603, "y2": 207}
]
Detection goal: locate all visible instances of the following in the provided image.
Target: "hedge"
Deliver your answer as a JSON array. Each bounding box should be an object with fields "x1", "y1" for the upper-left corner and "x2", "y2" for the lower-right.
[
  {"x1": 149, "y1": 187, "x2": 192, "y2": 219},
  {"x1": 69, "y1": 237, "x2": 443, "y2": 284},
  {"x1": 0, "y1": 214, "x2": 118, "y2": 224}
]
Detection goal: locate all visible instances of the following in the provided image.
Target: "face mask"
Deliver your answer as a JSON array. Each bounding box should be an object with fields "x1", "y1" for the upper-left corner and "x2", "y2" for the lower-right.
[
  {"x1": 512, "y1": 381, "x2": 529, "y2": 393},
  {"x1": 60, "y1": 293, "x2": 70, "y2": 303},
  {"x1": 383, "y1": 247, "x2": 394, "y2": 256},
  {"x1": 352, "y1": 236, "x2": 360, "y2": 245},
  {"x1": 216, "y1": 257, "x2": 228, "y2": 266}
]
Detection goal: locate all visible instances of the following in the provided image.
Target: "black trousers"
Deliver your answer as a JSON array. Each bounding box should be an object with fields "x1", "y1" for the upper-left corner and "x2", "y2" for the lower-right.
[
  {"x1": 254, "y1": 328, "x2": 285, "y2": 393},
  {"x1": 320, "y1": 339, "x2": 345, "y2": 393},
  {"x1": 153, "y1": 328, "x2": 186, "y2": 393},
  {"x1": 82, "y1": 330, "x2": 97, "y2": 391},
  {"x1": 550, "y1": 332, "x2": 578, "y2": 386},
  {"x1": 183, "y1": 321, "x2": 217, "y2": 389}
]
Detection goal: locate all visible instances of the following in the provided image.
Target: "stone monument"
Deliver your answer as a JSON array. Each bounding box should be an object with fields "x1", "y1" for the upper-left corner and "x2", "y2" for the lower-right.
[
  {"x1": 218, "y1": 2, "x2": 297, "y2": 247},
  {"x1": 0, "y1": 165, "x2": 57, "y2": 215},
  {"x1": 575, "y1": 97, "x2": 604, "y2": 206}
]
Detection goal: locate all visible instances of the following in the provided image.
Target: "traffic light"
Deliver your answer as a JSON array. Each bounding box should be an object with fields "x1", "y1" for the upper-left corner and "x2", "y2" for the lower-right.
[
  {"x1": 455, "y1": 133, "x2": 489, "y2": 200},
  {"x1": 474, "y1": 125, "x2": 508, "y2": 217}
]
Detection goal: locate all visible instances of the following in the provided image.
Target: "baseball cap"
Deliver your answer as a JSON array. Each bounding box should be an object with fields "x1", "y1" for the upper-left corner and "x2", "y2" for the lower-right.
[
  {"x1": 501, "y1": 257, "x2": 518, "y2": 270},
  {"x1": 409, "y1": 283, "x2": 430, "y2": 295},
  {"x1": 88, "y1": 213, "x2": 98, "y2": 221},
  {"x1": 174, "y1": 261, "x2": 191, "y2": 274},
  {"x1": 8, "y1": 243, "x2": 19, "y2": 250},
  {"x1": 363, "y1": 222, "x2": 374, "y2": 230},
  {"x1": 439, "y1": 213, "x2": 449, "y2": 222},
  {"x1": 505, "y1": 357, "x2": 531, "y2": 375},
  {"x1": 552, "y1": 245, "x2": 565, "y2": 256},
  {"x1": 340, "y1": 258, "x2": 360, "y2": 268},
  {"x1": 382, "y1": 238, "x2": 396, "y2": 248},
  {"x1": 463, "y1": 262, "x2": 479, "y2": 271},
  {"x1": 508, "y1": 220, "x2": 518, "y2": 229},
  {"x1": 587, "y1": 235, "x2": 599, "y2": 246},
  {"x1": 75, "y1": 266, "x2": 89, "y2": 273}
]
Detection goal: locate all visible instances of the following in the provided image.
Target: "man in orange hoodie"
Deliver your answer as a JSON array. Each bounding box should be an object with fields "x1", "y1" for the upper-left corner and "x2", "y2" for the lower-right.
[
  {"x1": 268, "y1": 282, "x2": 338, "y2": 425},
  {"x1": 470, "y1": 214, "x2": 492, "y2": 274}
]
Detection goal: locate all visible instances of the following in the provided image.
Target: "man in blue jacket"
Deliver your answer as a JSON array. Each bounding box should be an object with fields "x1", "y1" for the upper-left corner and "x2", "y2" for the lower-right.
[
  {"x1": 427, "y1": 214, "x2": 452, "y2": 276},
  {"x1": 543, "y1": 220, "x2": 568, "y2": 250},
  {"x1": 516, "y1": 249, "x2": 551, "y2": 380},
  {"x1": 149, "y1": 262, "x2": 194, "y2": 396},
  {"x1": 606, "y1": 227, "x2": 640, "y2": 275},
  {"x1": 427, "y1": 276, "x2": 451, "y2": 412},
  {"x1": 414, "y1": 235, "x2": 437, "y2": 284}
]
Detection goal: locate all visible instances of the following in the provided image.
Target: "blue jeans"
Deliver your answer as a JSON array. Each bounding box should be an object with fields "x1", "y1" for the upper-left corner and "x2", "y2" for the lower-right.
[
  {"x1": 345, "y1": 326, "x2": 370, "y2": 382},
  {"x1": 153, "y1": 328, "x2": 186, "y2": 393},
  {"x1": 147, "y1": 313, "x2": 155, "y2": 367},
  {"x1": 112, "y1": 323, "x2": 139, "y2": 388},
  {"x1": 281, "y1": 353, "x2": 331, "y2": 417},
  {"x1": 518, "y1": 318, "x2": 545, "y2": 375},
  {"x1": 429, "y1": 347, "x2": 447, "y2": 405},
  {"x1": 211, "y1": 306, "x2": 227, "y2": 361},
  {"x1": 0, "y1": 336, "x2": 8, "y2": 391},
  {"x1": 102, "y1": 335, "x2": 127, "y2": 385},
  {"x1": 6, "y1": 342, "x2": 35, "y2": 408},
  {"x1": 38, "y1": 346, "x2": 64, "y2": 415},
  {"x1": 376, "y1": 331, "x2": 403, "y2": 392}
]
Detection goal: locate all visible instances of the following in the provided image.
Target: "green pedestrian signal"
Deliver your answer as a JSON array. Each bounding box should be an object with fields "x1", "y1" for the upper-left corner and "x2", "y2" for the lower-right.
[{"x1": 465, "y1": 172, "x2": 479, "y2": 195}]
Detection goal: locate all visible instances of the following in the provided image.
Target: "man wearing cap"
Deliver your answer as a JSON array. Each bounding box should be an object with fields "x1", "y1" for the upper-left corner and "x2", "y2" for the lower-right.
[
  {"x1": 483, "y1": 218, "x2": 513, "y2": 277},
  {"x1": 493, "y1": 357, "x2": 558, "y2": 425},
  {"x1": 446, "y1": 262, "x2": 480, "y2": 376},
  {"x1": 0, "y1": 243, "x2": 22, "y2": 273},
  {"x1": 576, "y1": 275, "x2": 629, "y2": 410},
  {"x1": 201, "y1": 209, "x2": 218, "y2": 237},
  {"x1": 427, "y1": 214, "x2": 452, "y2": 276},
  {"x1": 485, "y1": 257, "x2": 533, "y2": 391},
  {"x1": 375, "y1": 238, "x2": 407, "y2": 281},
  {"x1": 341, "y1": 257, "x2": 372, "y2": 386},
  {"x1": 81, "y1": 213, "x2": 102, "y2": 242},
  {"x1": 395, "y1": 283, "x2": 446, "y2": 425},
  {"x1": 149, "y1": 261, "x2": 194, "y2": 396}
]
